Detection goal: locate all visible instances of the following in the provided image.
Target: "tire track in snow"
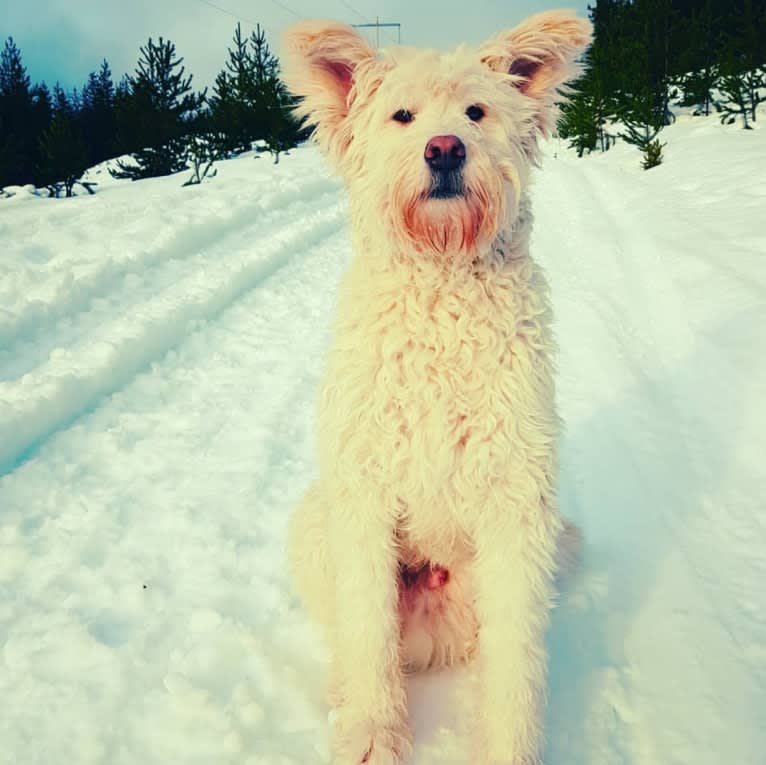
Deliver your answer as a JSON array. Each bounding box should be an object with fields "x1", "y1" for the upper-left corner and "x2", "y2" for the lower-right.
[
  {"x1": 0, "y1": 198, "x2": 346, "y2": 474},
  {"x1": 537, "y1": 152, "x2": 764, "y2": 765},
  {"x1": 0, "y1": 177, "x2": 341, "y2": 380},
  {"x1": 0, "y1": 215, "x2": 349, "y2": 765},
  {"x1": 579, "y1": 160, "x2": 766, "y2": 745},
  {"x1": 533, "y1": 159, "x2": 644, "y2": 765},
  {"x1": 541, "y1": 156, "x2": 709, "y2": 765}
]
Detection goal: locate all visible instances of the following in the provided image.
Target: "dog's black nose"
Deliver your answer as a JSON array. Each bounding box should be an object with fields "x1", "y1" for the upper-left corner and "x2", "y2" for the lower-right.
[{"x1": 424, "y1": 135, "x2": 466, "y2": 172}]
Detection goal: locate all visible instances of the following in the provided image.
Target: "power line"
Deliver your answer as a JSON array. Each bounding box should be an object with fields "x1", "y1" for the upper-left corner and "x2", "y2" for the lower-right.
[
  {"x1": 193, "y1": 0, "x2": 260, "y2": 24},
  {"x1": 339, "y1": 0, "x2": 370, "y2": 23},
  {"x1": 194, "y1": 0, "x2": 300, "y2": 24},
  {"x1": 263, "y1": 0, "x2": 302, "y2": 19}
]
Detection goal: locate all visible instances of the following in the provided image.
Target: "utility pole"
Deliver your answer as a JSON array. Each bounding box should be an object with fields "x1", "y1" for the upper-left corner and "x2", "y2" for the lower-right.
[{"x1": 351, "y1": 19, "x2": 401, "y2": 48}]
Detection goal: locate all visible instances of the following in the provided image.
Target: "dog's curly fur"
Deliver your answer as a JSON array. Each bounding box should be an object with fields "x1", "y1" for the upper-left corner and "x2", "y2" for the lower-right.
[{"x1": 283, "y1": 11, "x2": 591, "y2": 764}]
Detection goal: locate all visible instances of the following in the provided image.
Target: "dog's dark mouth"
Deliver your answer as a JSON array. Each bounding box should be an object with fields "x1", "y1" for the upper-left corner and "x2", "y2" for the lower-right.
[{"x1": 427, "y1": 170, "x2": 464, "y2": 199}]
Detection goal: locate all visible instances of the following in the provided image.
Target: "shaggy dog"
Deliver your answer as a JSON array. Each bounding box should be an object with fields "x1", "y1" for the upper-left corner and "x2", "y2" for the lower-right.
[{"x1": 283, "y1": 11, "x2": 591, "y2": 764}]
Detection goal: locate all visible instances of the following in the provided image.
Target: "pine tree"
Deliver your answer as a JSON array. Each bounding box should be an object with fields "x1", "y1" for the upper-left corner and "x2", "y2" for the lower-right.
[
  {"x1": 0, "y1": 37, "x2": 36, "y2": 186},
  {"x1": 727, "y1": 0, "x2": 766, "y2": 123},
  {"x1": 113, "y1": 74, "x2": 141, "y2": 155},
  {"x1": 81, "y1": 60, "x2": 116, "y2": 166},
  {"x1": 717, "y1": 0, "x2": 764, "y2": 129},
  {"x1": 52, "y1": 82, "x2": 74, "y2": 116},
  {"x1": 31, "y1": 82, "x2": 53, "y2": 150},
  {"x1": 673, "y1": 0, "x2": 721, "y2": 116},
  {"x1": 641, "y1": 138, "x2": 666, "y2": 170},
  {"x1": 182, "y1": 134, "x2": 219, "y2": 186},
  {"x1": 249, "y1": 24, "x2": 279, "y2": 136},
  {"x1": 557, "y1": 91, "x2": 599, "y2": 157},
  {"x1": 547, "y1": 0, "x2": 766, "y2": 163},
  {"x1": 38, "y1": 111, "x2": 88, "y2": 196},
  {"x1": 613, "y1": 0, "x2": 674, "y2": 168},
  {"x1": 0, "y1": 37, "x2": 30, "y2": 105},
  {"x1": 249, "y1": 24, "x2": 301, "y2": 155},
  {"x1": 619, "y1": 84, "x2": 668, "y2": 167},
  {"x1": 674, "y1": 67, "x2": 720, "y2": 116},
  {"x1": 209, "y1": 23, "x2": 257, "y2": 154},
  {"x1": 111, "y1": 37, "x2": 206, "y2": 180},
  {"x1": 557, "y1": 43, "x2": 617, "y2": 156},
  {"x1": 555, "y1": 2, "x2": 627, "y2": 156},
  {"x1": 718, "y1": 68, "x2": 754, "y2": 128},
  {"x1": 209, "y1": 23, "x2": 302, "y2": 159}
]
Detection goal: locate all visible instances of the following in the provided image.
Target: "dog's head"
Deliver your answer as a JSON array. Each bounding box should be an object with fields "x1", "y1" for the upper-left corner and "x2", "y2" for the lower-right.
[{"x1": 283, "y1": 11, "x2": 591, "y2": 258}]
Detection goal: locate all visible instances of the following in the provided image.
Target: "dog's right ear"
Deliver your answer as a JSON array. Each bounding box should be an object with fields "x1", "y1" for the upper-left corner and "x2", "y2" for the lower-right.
[
  {"x1": 479, "y1": 11, "x2": 592, "y2": 137},
  {"x1": 282, "y1": 21, "x2": 376, "y2": 163}
]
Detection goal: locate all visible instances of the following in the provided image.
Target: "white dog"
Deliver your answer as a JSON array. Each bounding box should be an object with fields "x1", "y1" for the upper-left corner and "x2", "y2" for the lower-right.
[{"x1": 283, "y1": 11, "x2": 591, "y2": 764}]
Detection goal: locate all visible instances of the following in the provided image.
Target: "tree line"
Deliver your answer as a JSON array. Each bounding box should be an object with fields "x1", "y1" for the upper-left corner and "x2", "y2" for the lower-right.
[
  {"x1": 558, "y1": 0, "x2": 766, "y2": 168},
  {"x1": 0, "y1": 23, "x2": 306, "y2": 196}
]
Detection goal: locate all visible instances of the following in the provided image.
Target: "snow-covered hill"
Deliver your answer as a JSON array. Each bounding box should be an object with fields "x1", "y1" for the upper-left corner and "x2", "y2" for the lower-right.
[{"x1": 1, "y1": 113, "x2": 764, "y2": 765}]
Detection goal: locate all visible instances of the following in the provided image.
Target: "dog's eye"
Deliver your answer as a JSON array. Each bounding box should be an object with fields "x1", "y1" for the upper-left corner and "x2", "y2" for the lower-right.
[
  {"x1": 392, "y1": 109, "x2": 414, "y2": 124},
  {"x1": 466, "y1": 105, "x2": 485, "y2": 122}
]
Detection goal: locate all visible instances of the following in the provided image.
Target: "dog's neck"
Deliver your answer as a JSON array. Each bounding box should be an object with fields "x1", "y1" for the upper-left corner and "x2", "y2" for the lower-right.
[
  {"x1": 351, "y1": 193, "x2": 534, "y2": 275},
  {"x1": 484, "y1": 194, "x2": 533, "y2": 268}
]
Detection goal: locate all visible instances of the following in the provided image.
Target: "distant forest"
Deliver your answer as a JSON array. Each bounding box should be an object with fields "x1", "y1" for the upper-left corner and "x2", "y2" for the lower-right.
[
  {"x1": 0, "y1": 22, "x2": 305, "y2": 195},
  {"x1": 1, "y1": 1, "x2": 765, "y2": 194},
  {"x1": 559, "y1": 0, "x2": 766, "y2": 168}
]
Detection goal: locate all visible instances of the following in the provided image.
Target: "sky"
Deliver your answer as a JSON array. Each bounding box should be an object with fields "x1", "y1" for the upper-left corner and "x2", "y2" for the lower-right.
[{"x1": 2, "y1": 0, "x2": 589, "y2": 92}]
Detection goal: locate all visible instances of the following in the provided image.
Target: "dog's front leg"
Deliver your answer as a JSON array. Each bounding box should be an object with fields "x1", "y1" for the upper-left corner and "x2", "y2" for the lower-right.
[
  {"x1": 328, "y1": 489, "x2": 410, "y2": 765},
  {"x1": 473, "y1": 496, "x2": 560, "y2": 765}
]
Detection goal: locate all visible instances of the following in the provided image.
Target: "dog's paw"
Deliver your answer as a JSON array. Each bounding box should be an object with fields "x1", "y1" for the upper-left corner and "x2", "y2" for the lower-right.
[{"x1": 333, "y1": 714, "x2": 412, "y2": 765}]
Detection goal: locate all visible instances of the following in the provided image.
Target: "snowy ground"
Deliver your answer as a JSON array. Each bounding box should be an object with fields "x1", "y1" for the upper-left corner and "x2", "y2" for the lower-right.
[{"x1": 1, "y1": 114, "x2": 765, "y2": 765}]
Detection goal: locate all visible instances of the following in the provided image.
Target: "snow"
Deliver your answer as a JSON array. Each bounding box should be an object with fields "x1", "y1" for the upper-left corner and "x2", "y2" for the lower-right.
[{"x1": 1, "y1": 114, "x2": 765, "y2": 765}]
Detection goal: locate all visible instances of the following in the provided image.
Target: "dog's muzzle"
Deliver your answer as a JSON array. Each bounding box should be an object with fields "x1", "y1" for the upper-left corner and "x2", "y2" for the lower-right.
[
  {"x1": 428, "y1": 170, "x2": 464, "y2": 199},
  {"x1": 425, "y1": 134, "x2": 466, "y2": 199}
]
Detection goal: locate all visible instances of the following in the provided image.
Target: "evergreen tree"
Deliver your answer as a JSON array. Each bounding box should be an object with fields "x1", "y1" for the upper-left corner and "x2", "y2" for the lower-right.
[
  {"x1": 0, "y1": 37, "x2": 29, "y2": 97},
  {"x1": 0, "y1": 36, "x2": 36, "y2": 186},
  {"x1": 38, "y1": 111, "x2": 88, "y2": 196},
  {"x1": 674, "y1": 67, "x2": 720, "y2": 116},
  {"x1": 719, "y1": 0, "x2": 766, "y2": 124},
  {"x1": 209, "y1": 23, "x2": 302, "y2": 159},
  {"x1": 111, "y1": 37, "x2": 205, "y2": 180},
  {"x1": 250, "y1": 24, "x2": 302, "y2": 156},
  {"x1": 69, "y1": 87, "x2": 82, "y2": 114},
  {"x1": 718, "y1": 68, "x2": 754, "y2": 128},
  {"x1": 673, "y1": 0, "x2": 721, "y2": 116},
  {"x1": 558, "y1": 90, "x2": 600, "y2": 157},
  {"x1": 209, "y1": 23, "x2": 257, "y2": 154},
  {"x1": 641, "y1": 138, "x2": 666, "y2": 170},
  {"x1": 113, "y1": 74, "x2": 140, "y2": 155},
  {"x1": 557, "y1": 38, "x2": 616, "y2": 156},
  {"x1": 249, "y1": 24, "x2": 280, "y2": 135},
  {"x1": 742, "y1": 66, "x2": 766, "y2": 122},
  {"x1": 30, "y1": 82, "x2": 53, "y2": 149},
  {"x1": 617, "y1": 0, "x2": 675, "y2": 122},
  {"x1": 81, "y1": 60, "x2": 116, "y2": 165},
  {"x1": 613, "y1": 0, "x2": 674, "y2": 167},
  {"x1": 549, "y1": 0, "x2": 766, "y2": 160},
  {"x1": 619, "y1": 84, "x2": 668, "y2": 167},
  {"x1": 37, "y1": 85, "x2": 87, "y2": 196},
  {"x1": 555, "y1": 1, "x2": 628, "y2": 156},
  {"x1": 52, "y1": 82, "x2": 75, "y2": 116},
  {"x1": 182, "y1": 134, "x2": 219, "y2": 186}
]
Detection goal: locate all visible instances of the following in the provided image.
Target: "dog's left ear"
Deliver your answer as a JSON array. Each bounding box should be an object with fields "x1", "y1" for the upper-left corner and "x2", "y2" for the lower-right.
[
  {"x1": 282, "y1": 21, "x2": 377, "y2": 163},
  {"x1": 479, "y1": 10, "x2": 592, "y2": 133}
]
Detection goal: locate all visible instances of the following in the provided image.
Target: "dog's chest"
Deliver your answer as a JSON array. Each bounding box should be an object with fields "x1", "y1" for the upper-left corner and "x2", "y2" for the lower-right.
[{"x1": 321, "y1": 256, "x2": 555, "y2": 510}]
